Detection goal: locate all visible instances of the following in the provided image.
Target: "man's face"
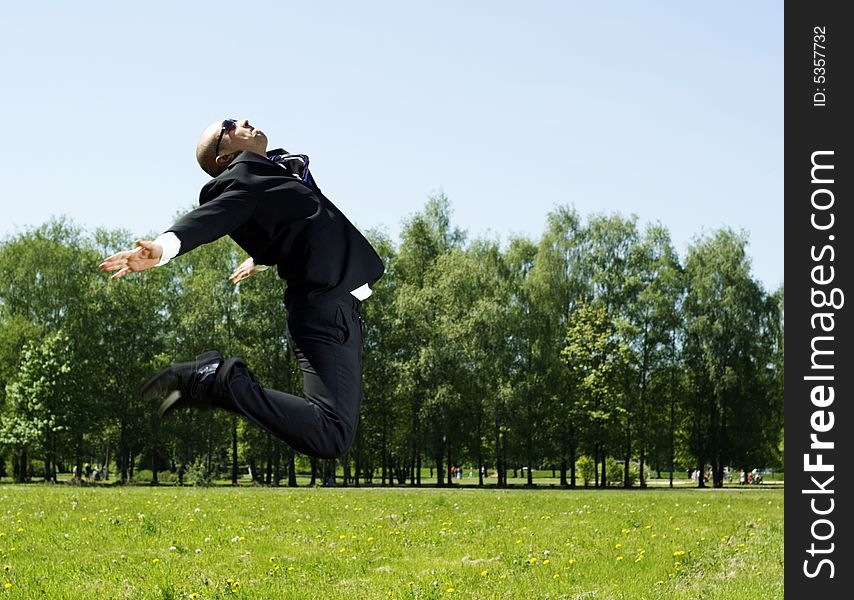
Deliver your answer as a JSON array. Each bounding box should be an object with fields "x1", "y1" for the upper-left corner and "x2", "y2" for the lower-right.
[{"x1": 214, "y1": 118, "x2": 268, "y2": 157}]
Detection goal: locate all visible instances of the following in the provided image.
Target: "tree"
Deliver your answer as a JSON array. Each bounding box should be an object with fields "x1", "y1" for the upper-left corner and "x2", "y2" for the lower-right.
[
  {"x1": 682, "y1": 229, "x2": 780, "y2": 487},
  {"x1": 562, "y1": 302, "x2": 631, "y2": 487},
  {"x1": 1, "y1": 331, "x2": 72, "y2": 482},
  {"x1": 526, "y1": 207, "x2": 587, "y2": 487},
  {"x1": 619, "y1": 224, "x2": 684, "y2": 486},
  {"x1": 392, "y1": 193, "x2": 465, "y2": 485}
]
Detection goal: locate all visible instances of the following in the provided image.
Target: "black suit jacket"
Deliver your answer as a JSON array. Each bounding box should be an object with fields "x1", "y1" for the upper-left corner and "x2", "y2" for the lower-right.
[{"x1": 168, "y1": 151, "x2": 384, "y2": 307}]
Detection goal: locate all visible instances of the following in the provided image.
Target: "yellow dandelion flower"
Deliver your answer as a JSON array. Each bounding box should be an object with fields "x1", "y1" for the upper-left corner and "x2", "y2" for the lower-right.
[
  {"x1": 616, "y1": 556, "x2": 624, "y2": 561},
  {"x1": 515, "y1": 539, "x2": 522, "y2": 544},
  {"x1": 529, "y1": 557, "x2": 538, "y2": 564},
  {"x1": 553, "y1": 574, "x2": 560, "y2": 580},
  {"x1": 569, "y1": 558, "x2": 576, "y2": 564},
  {"x1": 152, "y1": 558, "x2": 160, "y2": 564},
  {"x1": 499, "y1": 574, "x2": 507, "y2": 580},
  {"x1": 446, "y1": 587, "x2": 455, "y2": 593},
  {"x1": 543, "y1": 559, "x2": 550, "y2": 565},
  {"x1": 4, "y1": 583, "x2": 12, "y2": 590},
  {"x1": 480, "y1": 570, "x2": 488, "y2": 577},
  {"x1": 673, "y1": 550, "x2": 685, "y2": 557},
  {"x1": 615, "y1": 543, "x2": 622, "y2": 549}
]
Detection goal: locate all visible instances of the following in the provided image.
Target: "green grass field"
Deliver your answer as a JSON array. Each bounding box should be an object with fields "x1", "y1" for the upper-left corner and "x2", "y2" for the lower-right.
[{"x1": 0, "y1": 484, "x2": 782, "y2": 599}]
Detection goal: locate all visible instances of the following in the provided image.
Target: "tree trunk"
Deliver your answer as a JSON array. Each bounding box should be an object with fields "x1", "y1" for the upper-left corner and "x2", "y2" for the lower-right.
[
  {"x1": 668, "y1": 387, "x2": 676, "y2": 489},
  {"x1": 273, "y1": 443, "x2": 281, "y2": 487},
  {"x1": 118, "y1": 425, "x2": 129, "y2": 483},
  {"x1": 560, "y1": 457, "x2": 568, "y2": 487},
  {"x1": 231, "y1": 416, "x2": 239, "y2": 485},
  {"x1": 343, "y1": 454, "x2": 351, "y2": 487},
  {"x1": 16, "y1": 447, "x2": 28, "y2": 483},
  {"x1": 264, "y1": 435, "x2": 272, "y2": 485},
  {"x1": 104, "y1": 444, "x2": 111, "y2": 481},
  {"x1": 570, "y1": 445, "x2": 577, "y2": 488},
  {"x1": 309, "y1": 457, "x2": 317, "y2": 486},
  {"x1": 623, "y1": 431, "x2": 631, "y2": 488},
  {"x1": 639, "y1": 445, "x2": 646, "y2": 488},
  {"x1": 600, "y1": 447, "x2": 607, "y2": 488},
  {"x1": 288, "y1": 449, "x2": 297, "y2": 487},
  {"x1": 381, "y1": 447, "x2": 388, "y2": 486}
]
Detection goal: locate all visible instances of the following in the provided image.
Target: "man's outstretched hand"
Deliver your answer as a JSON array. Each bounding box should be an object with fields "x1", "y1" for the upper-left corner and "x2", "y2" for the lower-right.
[
  {"x1": 229, "y1": 257, "x2": 264, "y2": 284},
  {"x1": 99, "y1": 240, "x2": 163, "y2": 280}
]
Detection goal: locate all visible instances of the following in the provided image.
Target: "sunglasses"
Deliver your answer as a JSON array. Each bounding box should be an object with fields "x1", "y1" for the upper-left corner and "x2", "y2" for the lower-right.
[{"x1": 214, "y1": 118, "x2": 238, "y2": 156}]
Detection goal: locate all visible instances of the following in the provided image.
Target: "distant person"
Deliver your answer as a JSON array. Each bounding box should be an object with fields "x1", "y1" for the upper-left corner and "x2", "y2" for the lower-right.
[{"x1": 100, "y1": 118, "x2": 384, "y2": 460}]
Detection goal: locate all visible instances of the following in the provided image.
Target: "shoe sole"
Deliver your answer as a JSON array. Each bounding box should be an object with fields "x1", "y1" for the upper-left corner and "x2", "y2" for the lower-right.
[
  {"x1": 137, "y1": 365, "x2": 176, "y2": 400},
  {"x1": 158, "y1": 390, "x2": 183, "y2": 418}
]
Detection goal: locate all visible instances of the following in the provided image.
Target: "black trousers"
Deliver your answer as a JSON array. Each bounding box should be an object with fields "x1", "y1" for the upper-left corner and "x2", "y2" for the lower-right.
[{"x1": 215, "y1": 295, "x2": 363, "y2": 459}]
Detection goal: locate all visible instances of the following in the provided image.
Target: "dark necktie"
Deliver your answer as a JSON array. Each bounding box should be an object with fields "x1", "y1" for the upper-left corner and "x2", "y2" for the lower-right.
[{"x1": 266, "y1": 150, "x2": 317, "y2": 188}]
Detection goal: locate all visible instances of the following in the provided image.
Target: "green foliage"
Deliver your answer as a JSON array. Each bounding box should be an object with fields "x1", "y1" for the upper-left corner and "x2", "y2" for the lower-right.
[
  {"x1": 576, "y1": 455, "x2": 595, "y2": 486},
  {"x1": 186, "y1": 457, "x2": 214, "y2": 487},
  {"x1": 1, "y1": 331, "x2": 72, "y2": 448},
  {"x1": 0, "y1": 200, "x2": 783, "y2": 488}
]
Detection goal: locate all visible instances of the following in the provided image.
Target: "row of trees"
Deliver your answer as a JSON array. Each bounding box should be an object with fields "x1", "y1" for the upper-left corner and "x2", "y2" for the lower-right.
[{"x1": 0, "y1": 196, "x2": 783, "y2": 488}]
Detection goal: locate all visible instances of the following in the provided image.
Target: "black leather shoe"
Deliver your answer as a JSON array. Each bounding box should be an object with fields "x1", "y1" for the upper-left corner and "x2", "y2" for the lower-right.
[{"x1": 137, "y1": 351, "x2": 223, "y2": 417}]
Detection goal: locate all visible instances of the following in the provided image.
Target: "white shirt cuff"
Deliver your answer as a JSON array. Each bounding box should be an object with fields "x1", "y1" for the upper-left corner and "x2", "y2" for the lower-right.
[
  {"x1": 350, "y1": 283, "x2": 372, "y2": 301},
  {"x1": 153, "y1": 232, "x2": 181, "y2": 266}
]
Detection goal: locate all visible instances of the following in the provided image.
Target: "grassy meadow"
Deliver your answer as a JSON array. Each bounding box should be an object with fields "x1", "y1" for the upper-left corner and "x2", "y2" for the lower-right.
[{"x1": 0, "y1": 484, "x2": 782, "y2": 599}]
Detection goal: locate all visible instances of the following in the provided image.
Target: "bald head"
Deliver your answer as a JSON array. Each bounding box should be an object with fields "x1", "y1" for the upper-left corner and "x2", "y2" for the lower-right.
[
  {"x1": 196, "y1": 122, "x2": 223, "y2": 177},
  {"x1": 196, "y1": 118, "x2": 269, "y2": 177}
]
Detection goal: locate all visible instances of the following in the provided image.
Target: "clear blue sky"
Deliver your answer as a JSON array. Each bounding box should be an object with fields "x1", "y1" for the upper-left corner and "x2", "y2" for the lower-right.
[{"x1": 0, "y1": 1, "x2": 783, "y2": 291}]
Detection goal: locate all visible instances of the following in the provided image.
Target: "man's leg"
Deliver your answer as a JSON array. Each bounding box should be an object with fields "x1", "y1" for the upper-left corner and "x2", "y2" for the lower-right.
[{"x1": 215, "y1": 296, "x2": 363, "y2": 459}]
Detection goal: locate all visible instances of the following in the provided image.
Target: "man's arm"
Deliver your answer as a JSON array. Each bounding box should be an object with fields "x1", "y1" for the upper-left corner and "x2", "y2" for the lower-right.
[{"x1": 162, "y1": 171, "x2": 258, "y2": 258}]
